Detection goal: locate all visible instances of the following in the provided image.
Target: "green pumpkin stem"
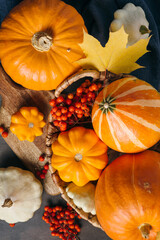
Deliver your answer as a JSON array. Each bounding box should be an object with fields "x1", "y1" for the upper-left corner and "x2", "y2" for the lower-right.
[{"x1": 139, "y1": 25, "x2": 151, "y2": 35}]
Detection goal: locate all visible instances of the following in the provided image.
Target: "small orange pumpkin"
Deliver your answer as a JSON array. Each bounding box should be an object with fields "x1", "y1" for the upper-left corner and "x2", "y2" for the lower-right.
[
  {"x1": 51, "y1": 126, "x2": 108, "y2": 186},
  {"x1": 95, "y1": 150, "x2": 160, "y2": 240},
  {"x1": 10, "y1": 107, "x2": 46, "y2": 142},
  {"x1": 92, "y1": 76, "x2": 160, "y2": 153},
  {"x1": 0, "y1": 0, "x2": 86, "y2": 90}
]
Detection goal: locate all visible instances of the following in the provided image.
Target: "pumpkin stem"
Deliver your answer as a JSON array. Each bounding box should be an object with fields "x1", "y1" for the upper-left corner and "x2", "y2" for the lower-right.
[
  {"x1": 31, "y1": 32, "x2": 53, "y2": 52},
  {"x1": 2, "y1": 198, "x2": 13, "y2": 208},
  {"x1": 138, "y1": 223, "x2": 152, "y2": 239},
  {"x1": 139, "y1": 25, "x2": 151, "y2": 35},
  {"x1": 74, "y1": 153, "x2": 83, "y2": 162}
]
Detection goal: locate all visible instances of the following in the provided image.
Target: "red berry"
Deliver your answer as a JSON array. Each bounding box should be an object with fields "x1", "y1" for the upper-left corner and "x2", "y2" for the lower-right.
[
  {"x1": 60, "y1": 212, "x2": 65, "y2": 218},
  {"x1": 76, "y1": 92, "x2": 81, "y2": 97},
  {"x1": 65, "y1": 210, "x2": 70, "y2": 215},
  {"x1": 81, "y1": 82, "x2": 87, "y2": 88},
  {"x1": 68, "y1": 106, "x2": 75, "y2": 113},
  {"x1": 69, "y1": 213, "x2": 75, "y2": 219},
  {"x1": 81, "y1": 97, "x2": 87, "y2": 103},
  {"x1": 84, "y1": 107, "x2": 90, "y2": 112},
  {"x1": 97, "y1": 83, "x2": 102, "y2": 89},
  {"x1": 87, "y1": 97, "x2": 91, "y2": 102},
  {"x1": 39, "y1": 155, "x2": 45, "y2": 162},
  {"x1": 66, "y1": 99, "x2": 72, "y2": 105},
  {"x1": 53, "y1": 120, "x2": 59, "y2": 126},
  {"x1": 76, "y1": 87, "x2": 83, "y2": 94},
  {"x1": 56, "y1": 110, "x2": 62, "y2": 117},
  {"x1": 42, "y1": 169, "x2": 47, "y2": 174},
  {"x1": 85, "y1": 79, "x2": 91, "y2": 86},
  {"x1": 84, "y1": 88, "x2": 89, "y2": 93},
  {"x1": 59, "y1": 121, "x2": 67, "y2": 129},
  {"x1": 52, "y1": 113, "x2": 57, "y2": 119},
  {"x1": 75, "y1": 108, "x2": 83, "y2": 115},
  {"x1": 84, "y1": 112, "x2": 90, "y2": 117},
  {"x1": 44, "y1": 164, "x2": 49, "y2": 170},
  {"x1": 87, "y1": 91, "x2": 93, "y2": 98},
  {"x1": 81, "y1": 103, "x2": 87, "y2": 110},
  {"x1": 51, "y1": 231, "x2": 56, "y2": 236},
  {"x1": 50, "y1": 226, "x2": 55, "y2": 231},
  {"x1": 56, "y1": 96, "x2": 65, "y2": 104},
  {"x1": 9, "y1": 223, "x2": 15, "y2": 227},
  {"x1": 67, "y1": 93, "x2": 74, "y2": 99},
  {"x1": 61, "y1": 107, "x2": 68, "y2": 114},
  {"x1": 61, "y1": 114, "x2": 68, "y2": 121},
  {"x1": 49, "y1": 99, "x2": 56, "y2": 107},
  {"x1": 75, "y1": 225, "x2": 81, "y2": 232},
  {"x1": 44, "y1": 211, "x2": 49, "y2": 217},
  {"x1": 68, "y1": 219, "x2": 74, "y2": 224},
  {"x1": 44, "y1": 206, "x2": 49, "y2": 211},
  {"x1": 89, "y1": 85, "x2": 94, "y2": 92},
  {"x1": 67, "y1": 112, "x2": 72, "y2": 118},
  {"x1": 69, "y1": 224, "x2": 75, "y2": 229},
  {"x1": 52, "y1": 106, "x2": 58, "y2": 113},
  {"x1": 77, "y1": 114, "x2": 83, "y2": 119},
  {"x1": 2, "y1": 131, "x2": 8, "y2": 138},
  {"x1": 91, "y1": 83, "x2": 98, "y2": 91},
  {"x1": 40, "y1": 173, "x2": 45, "y2": 179},
  {"x1": 0, "y1": 126, "x2": 4, "y2": 133},
  {"x1": 75, "y1": 102, "x2": 81, "y2": 108},
  {"x1": 57, "y1": 116, "x2": 62, "y2": 121}
]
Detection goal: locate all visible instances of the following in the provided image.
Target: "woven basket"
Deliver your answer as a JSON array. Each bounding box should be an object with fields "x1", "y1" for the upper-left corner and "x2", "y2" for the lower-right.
[{"x1": 45, "y1": 69, "x2": 160, "y2": 228}]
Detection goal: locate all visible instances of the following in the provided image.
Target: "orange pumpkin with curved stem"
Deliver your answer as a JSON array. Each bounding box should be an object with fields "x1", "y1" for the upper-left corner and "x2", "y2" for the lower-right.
[
  {"x1": 0, "y1": 0, "x2": 86, "y2": 90},
  {"x1": 51, "y1": 126, "x2": 108, "y2": 186},
  {"x1": 95, "y1": 150, "x2": 160, "y2": 240},
  {"x1": 92, "y1": 76, "x2": 160, "y2": 153}
]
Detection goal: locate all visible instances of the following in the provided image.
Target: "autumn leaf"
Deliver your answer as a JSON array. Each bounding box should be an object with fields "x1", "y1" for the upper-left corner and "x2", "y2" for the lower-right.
[{"x1": 76, "y1": 26, "x2": 150, "y2": 74}]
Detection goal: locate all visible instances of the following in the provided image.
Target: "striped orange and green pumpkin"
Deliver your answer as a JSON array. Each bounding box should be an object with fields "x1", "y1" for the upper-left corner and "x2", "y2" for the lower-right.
[{"x1": 92, "y1": 76, "x2": 160, "y2": 153}]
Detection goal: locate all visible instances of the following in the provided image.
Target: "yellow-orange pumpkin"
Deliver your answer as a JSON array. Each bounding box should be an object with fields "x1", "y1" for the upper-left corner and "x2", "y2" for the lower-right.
[
  {"x1": 92, "y1": 76, "x2": 160, "y2": 153},
  {"x1": 0, "y1": 0, "x2": 86, "y2": 90},
  {"x1": 95, "y1": 150, "x2": 160, "y2": 240},
  {"x1": 51, "y1": 126, "x2": 108, "y2": 186},
  {"x1": 10, "y1": 107, "x2": 46, "y2": 142}
]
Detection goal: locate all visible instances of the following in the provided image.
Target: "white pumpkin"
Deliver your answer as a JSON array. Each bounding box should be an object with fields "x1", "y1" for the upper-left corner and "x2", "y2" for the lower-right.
[
  {"x1": 0, "y1": 167, "x2": 43, "y2": 223},
  {"x1": 66, "y1": 182, "x2": 96, "y2": 215},
  {"x1": 110, "y1": 3, "x2": 150, "y2": 46}
]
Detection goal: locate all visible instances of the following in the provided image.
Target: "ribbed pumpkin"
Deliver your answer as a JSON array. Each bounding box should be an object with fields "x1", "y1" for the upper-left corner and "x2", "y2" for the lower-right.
[
  {"x1": 95, "y1": 150, "x2": 160, "y2": 240},
  {"x1": 0, "y1": 0, "x2": 86, "y2": 90},
  {"x1": 51, "y1": 126, "x2": 108, "y2": 186},
  {"x1": 92, "y1": 76, "x2": 160, "y2": 153}
]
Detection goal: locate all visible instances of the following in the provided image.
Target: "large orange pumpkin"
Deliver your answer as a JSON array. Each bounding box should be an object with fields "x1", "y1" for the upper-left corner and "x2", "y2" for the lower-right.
[
  {"x1": 51, "y1": 126, "x2": 108, "y2": 186},
  {"x1": 0, "y1": 0, "x2": 86, "y2": 90},
  {"x1": 92, "y1": 76, "x2": 160, "y2": 153},
  {"x1": 95, "y1": 150, "x2": 160, "y2": 240}
]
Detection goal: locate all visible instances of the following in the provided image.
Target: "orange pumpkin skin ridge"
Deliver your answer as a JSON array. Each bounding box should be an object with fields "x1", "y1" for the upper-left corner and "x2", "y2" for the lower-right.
[
  {"x1": 92, "y1": 76, "x2": 160, "y2": 153},
  {"x1": 95, "y1": 150, "x2": 160, "y2": 240},
  {"x1": 51, "y1": 126, "x2": 108, "y2": 186},
  {"x1": 0, "y1": 0, "x2": 86, "y2": 90}
]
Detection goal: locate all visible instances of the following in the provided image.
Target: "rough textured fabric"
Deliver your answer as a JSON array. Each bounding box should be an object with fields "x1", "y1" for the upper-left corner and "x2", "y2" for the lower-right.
[{"x1": 0, "y1": 0, "x2": 160, "y2": 90}]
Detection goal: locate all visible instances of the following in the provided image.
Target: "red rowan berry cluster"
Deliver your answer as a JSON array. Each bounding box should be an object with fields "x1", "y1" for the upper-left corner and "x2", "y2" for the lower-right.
[
  {"x1": 0, "y1": 126, "x2": 8, "y2": 138},
  {"x1": 49, "y1": 79, "x2": 102, "y2": 131},
  {"x1": 36, "y1": 160, "x2": 49, "y2": 180},
  {"x1": 42, "y1": 203, "x2": 81, "y2": 240}
]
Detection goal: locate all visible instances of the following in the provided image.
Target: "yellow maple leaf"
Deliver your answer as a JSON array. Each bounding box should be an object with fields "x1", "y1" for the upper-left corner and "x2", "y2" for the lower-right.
[{"x1": 76, "y1": 26, "x2": 150, "y2": 74}]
